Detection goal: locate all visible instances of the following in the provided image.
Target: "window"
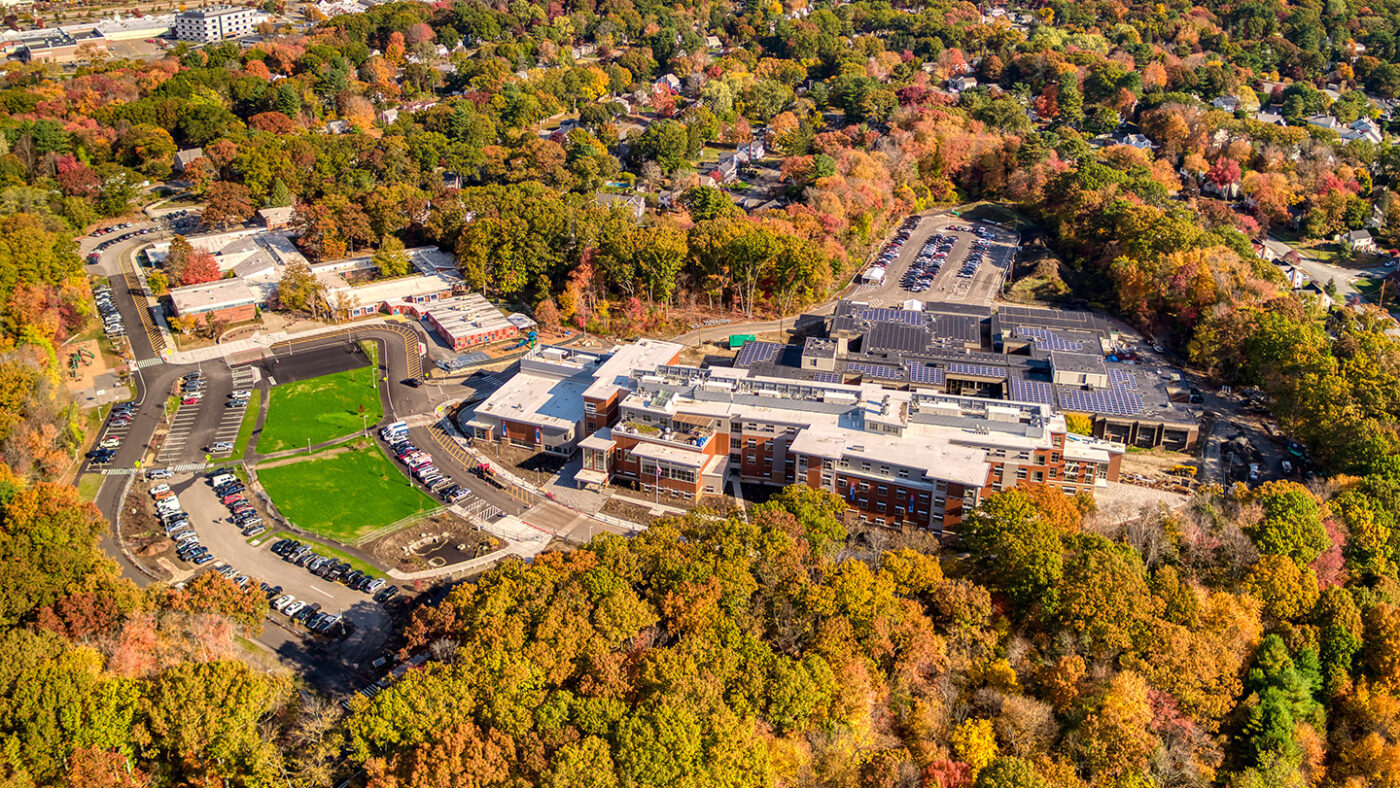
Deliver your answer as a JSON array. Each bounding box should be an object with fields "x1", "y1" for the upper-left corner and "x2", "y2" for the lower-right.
[
  {"x1": 877, "y1": 485, "x2": 888, "y2": 494},
  {"x1": 1016, "y1": 468, "x2": 1028, "y2": 479}
]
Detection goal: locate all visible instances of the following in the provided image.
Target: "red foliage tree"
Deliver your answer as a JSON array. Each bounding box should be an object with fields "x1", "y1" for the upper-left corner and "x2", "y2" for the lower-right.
[
  {"x1": 178, "y1": 250, "x2": 222, "y2": 286},
  {"x1": 54, "y1": 154, "x2": 99, "y2": 198},
  {"x1": 248, "y1": 111, "x2": 295, "y2": 133},
  {"x1": 1206, "y1": 157, "x2": 1242, "y2": 187}
]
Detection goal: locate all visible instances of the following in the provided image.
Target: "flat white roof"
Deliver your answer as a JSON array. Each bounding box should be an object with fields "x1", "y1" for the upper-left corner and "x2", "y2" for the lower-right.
[
  {"x1": 169, "y1": 278, "x2": 257, "y2": 314},
  {"x1": 629, "y1": 440, "x2": 711, "y2": 468},
  {"x1": 583, "y1": 339, "x2": 683, "y2": 400},
  {"x1": 789, "y1": 424, "x2": 990, "y2": 487},
  {"x1": 425, "y1": 293, "x2": 513, "y2": 340},
  {"x1": 322, "y1": 271, "x2": 459, "y2": 308},
  {"x1": 475, "y1": 371, "x2": 588, "y2": 431}
]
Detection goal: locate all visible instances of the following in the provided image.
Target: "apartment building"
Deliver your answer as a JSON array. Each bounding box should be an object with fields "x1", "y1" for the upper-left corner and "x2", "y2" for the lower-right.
[
  {"x1": 174, "y1": 5, "x2": 259, "y2": 42},
  {"x1": 467, "y1": 340, "x2": 1124, "y2": 534}
]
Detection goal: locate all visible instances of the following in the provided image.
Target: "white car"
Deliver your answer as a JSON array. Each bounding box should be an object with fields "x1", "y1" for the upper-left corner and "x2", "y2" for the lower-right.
[
  {"x1": 149, "y1": 484, "x2": 171, "y2": 496},
  {"x1": 99, "y1": 437, "x2": 121, "y2": 449},
  {"x1": 147, "y1": 469, "x2": 173, "y2": 479},
  {"x1": 230, "y1": 390, "x2": 251, "y2": 399},
  {"x1": 211, "y1": 442, "x2": 234, "y2": 453},
  {"x1": 283, "y1": 600, "x2": 307, "y2": 616},
  {"x1": 271, "y1": 595, "x2": 294, "y2": 612}
]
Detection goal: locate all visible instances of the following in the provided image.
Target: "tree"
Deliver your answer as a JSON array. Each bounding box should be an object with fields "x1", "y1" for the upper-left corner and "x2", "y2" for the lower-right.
[
  {"x1": 973, "y1": 757, "x2": 1049, "y2": 788},
  {"x1": 1244, "y1": 554, "x2": 1320, "y2": 621},
  {"x1": 201, "y1": 182, "x2": 254, "y2": 228},
  {"x1": 177, "y1": 251, "x2": 221, "y2": 287},
  {"x1": 1247, "y1": 483, "x2": 1330, "y2": 565},
  {"x1": 372, "y1": 236, "x2": 412, "y2": 278},
  {"x1": 534, "y1": 298, "x2": 561, "y2": 332},
  {"x1": 951, "y1": 718, "x2": 998, "y2": 778},
  {"x1": 266, "y1": 178, "x2": 293, "y2": 209},
  {"x1": 678, "y1": 186, "x2": 739, "y2": 221},
  {"x1": 962, "y1": 489, "x2": 1064, "y2": 614},
  {"x1": 634, "y1": 119, "x2": 690, "y2": 172},
  {"x1": 1071, "y1": 671, "x2": 1158, "y2": 782},
  {"x1": 276, "y1": 258, "x2": 323, "y2": 314}
]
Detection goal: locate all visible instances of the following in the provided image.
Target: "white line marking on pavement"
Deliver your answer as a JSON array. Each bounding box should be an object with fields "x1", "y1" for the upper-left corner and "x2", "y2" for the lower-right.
[{"x1": 308, "y1": 584, "x2": 335, "y2": 598}]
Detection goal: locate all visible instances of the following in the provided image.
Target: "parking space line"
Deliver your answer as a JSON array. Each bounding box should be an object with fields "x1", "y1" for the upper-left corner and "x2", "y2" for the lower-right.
[{"x1": 307, "y1": 584, "x2": 334, "y2": 598}]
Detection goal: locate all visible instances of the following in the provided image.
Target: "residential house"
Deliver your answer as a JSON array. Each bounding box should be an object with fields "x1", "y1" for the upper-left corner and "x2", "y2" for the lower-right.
[
  {"x1": 736, "y1": 139, "x2": 765, "y2": 163},
  {"x1": 595, "y1": 192, "x2": 646, "y2": 221},
  {"x1": 1212, "y1": 95, "x2": 1240, "y2": 112},
  {"x1": 1343, "y1": 228, "x2": 1378, "y2": 252},
  {"x1": 1255, "y1": 111, "x2": 1287, "y2": 126},
  {"x1": 947, "y1": 76, "x2": 978, "y2": 92},
  {"x1": 173, "y1": 148, "x2": 204, "y2": 174},
  {"x1": 652, "y1": 73, "x2": 681, "y2": 94}
]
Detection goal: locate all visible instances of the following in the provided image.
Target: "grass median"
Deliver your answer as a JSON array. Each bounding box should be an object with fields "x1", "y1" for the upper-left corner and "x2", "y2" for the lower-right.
[
  {"x1": 268, "y1": 530, "x2": 385, "y2": 578},
  {"x1": 231, "y1": 389, "x2": 262, "y2": 457},
  {"x1": 256, "y1": 443, "x2": 435, "y2": 544},
  {"x1": 259, "y1": 366, "x2": 382, "y2": 453}
]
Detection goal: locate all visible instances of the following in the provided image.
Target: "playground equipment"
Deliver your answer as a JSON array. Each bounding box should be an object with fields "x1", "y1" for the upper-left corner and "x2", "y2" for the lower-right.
[
  {"x1": 68, "y1": 348, "x2": 94, "y2": 379},
  {"x1": 510, "y1": 330, "x2": 539, "y2": 351}
]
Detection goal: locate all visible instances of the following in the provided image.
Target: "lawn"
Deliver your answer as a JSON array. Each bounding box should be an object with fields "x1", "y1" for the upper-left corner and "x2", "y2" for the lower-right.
[
  {"x1": 257, "y1": 444, "x2": 436, "y2": 544},
  {"x1": 76, "y1": 473, "x2": 103, "y2": 502},
  {"x1": 259, "y1": 366, "x2": 382, "y2": 453}
]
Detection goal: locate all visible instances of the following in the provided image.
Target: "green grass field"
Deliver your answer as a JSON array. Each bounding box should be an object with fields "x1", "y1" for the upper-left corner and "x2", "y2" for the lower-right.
[
  {"x1": 259, "y1": 366, "x2": 382, "y2": 453},
  {"x1": 257, "y1": 445, "x2": 435, "y2": 543}
]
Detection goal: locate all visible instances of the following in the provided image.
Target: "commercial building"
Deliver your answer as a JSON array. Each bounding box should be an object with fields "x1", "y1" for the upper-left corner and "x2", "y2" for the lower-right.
[
  {"x1": 464, "y1": 336, "x2": 1126, "y2": 534},
  {"x1": 168, "y1": 279, "x2": 258, "y2": 323},
  {"x1": 404, "y1": 293, "x2": 518, "y2": 350},
  {"x1": 20, "y1": 28, "x2": 107, "y2": 62},
  {"x1": 174, "y1": 5, "x2": 260, "y2": 42}
]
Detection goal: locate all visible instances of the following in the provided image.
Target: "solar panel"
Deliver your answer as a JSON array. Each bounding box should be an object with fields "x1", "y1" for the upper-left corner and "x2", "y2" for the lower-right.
[
  {"x1": 859, "y1": 308, "x2": 925, "y2": 326},
  {"x1": 1057, "y1": 387, "x2": 1144, "y2": 416},
  {"x1": 947, "y1": 362, "x2": 1007, "y2": 379},
  {"x1": 905, "y1": 363, "x2": 945, "y2": 385},
  {"x1": 847, "y1": 361, "x2": 903, "y2": 380},
  {"x1": 1108, "y1": 368, "x2": 1139, "y2": 388},
  {"x1": 1016, "y1": 327, "x2": 1084, "y2": 352},
  {"x1": 1009, "y1": 377, "x2": 1054, "y2": 405},
  {"x1": 809, "y1": 371, "x2": 843, "y2": 383},
  {"x1": 734, "y1": 341, "x2": 784, "y2": 367}
]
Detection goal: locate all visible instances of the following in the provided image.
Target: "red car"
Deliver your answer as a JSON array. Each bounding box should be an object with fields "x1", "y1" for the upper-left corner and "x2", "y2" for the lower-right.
[{"x1": 222, "y1": 494, "x2": 246, "y2": 506}]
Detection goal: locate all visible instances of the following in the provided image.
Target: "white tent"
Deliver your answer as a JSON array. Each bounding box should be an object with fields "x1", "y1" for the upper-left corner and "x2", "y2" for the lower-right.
[
  {"x1": 862, "y1": 266, "x2": 886, "y2": 284},
  {"x1": 902, "y1": 299, "x2": 924, "y2": 311}
]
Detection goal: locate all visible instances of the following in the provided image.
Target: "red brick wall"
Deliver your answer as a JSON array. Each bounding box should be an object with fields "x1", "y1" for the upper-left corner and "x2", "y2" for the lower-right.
[{"x1": 189, "y1": 303, "x2": 256, "y2": 324}]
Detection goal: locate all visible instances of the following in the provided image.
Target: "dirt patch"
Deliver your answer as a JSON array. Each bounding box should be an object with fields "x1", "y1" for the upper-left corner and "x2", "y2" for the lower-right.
[
  {"x1": 255, "y1": 442, "x2": 357, "y2": 468},
  {"x1": 367, "y1": 511, "x2": 502, "y2": 572},
  {"x1": 119, "y1": 486, "x2": 176, "y2": 580},
  {"x1": 600, "y1": 497, "x2": 664, "y2": 522},
  {"x1": 474, "y1": 441, "x2": 566, "y2": 487},
  {"x1": 1120, "y1": 447, "x2": 1200, "y2": 478}
]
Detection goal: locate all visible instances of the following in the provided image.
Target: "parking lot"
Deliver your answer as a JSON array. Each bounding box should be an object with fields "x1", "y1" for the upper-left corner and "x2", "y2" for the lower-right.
[
  {"x1": 161, "y1": 470, "x2": 394, "y2": 686},
  {"x1": 852, "y1": 214, "x2": 1018, "y2": 307},
  {"x1": 155, "y1": 365, "x2": 236, "y2": 464},
  {"x1": 207, "y1": 365, "x2": 258, "y2": 459}
]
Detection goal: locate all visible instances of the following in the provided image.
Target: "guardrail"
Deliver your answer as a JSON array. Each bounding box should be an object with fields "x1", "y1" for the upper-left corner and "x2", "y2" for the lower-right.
[{"x1": 349, "y1": 505, "x2": 450, "y2": 547}]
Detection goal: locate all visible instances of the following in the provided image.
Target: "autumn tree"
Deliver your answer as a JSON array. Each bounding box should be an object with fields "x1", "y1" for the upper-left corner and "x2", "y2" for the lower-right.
[{"x1": 201, "y1": 182, "x2": 255, "y2": 228}]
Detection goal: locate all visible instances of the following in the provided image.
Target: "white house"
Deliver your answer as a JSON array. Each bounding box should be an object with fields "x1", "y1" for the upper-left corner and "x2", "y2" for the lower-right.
[{"x1": 1342, "y1": 228, "x2": 1378, "y2": 252}]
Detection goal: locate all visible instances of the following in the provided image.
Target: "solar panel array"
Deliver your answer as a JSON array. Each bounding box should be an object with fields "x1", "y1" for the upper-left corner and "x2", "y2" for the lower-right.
[
  {"x1": 1009, "y1": 377, "x2": 1054, "y2": 406},
  {"x1": 847, "y1": 361, "x2": 904, "y2": 380},
  {"x1": 734, "y1": 341, "x2": 784, "y2": 367},
  {"x1": 905, "y1": 363, "x2": 945, "y2": 385},
  {"x1": 1058, "y1": 386, "x2": 1144, "y2": 416},
  {"x1": 809, "y1": 371, "x2": 844, "y2": 383},
  {"x1": 859, "y1": 308, "x2": 926, "y2": 327},
  {"x1": 1108, "y1": 368, "x2": 1139, "y2": 389},
  {"x1": 947, "y1": 362, "x2": 1008, "y2": 379},
  {"x1": 1016, "y1": 326, "x2": 1084, "y2": 352}
]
